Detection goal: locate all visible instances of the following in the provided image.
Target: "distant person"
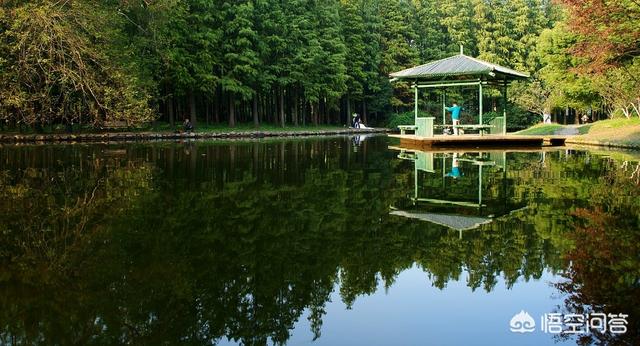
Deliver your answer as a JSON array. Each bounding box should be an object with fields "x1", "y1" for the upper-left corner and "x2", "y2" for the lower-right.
[
  {"x1": 351, "y1": 113, "x2": 361, "y2": 128},
  {"x1": 581, "y1": 114, "x2": 589, "y2": 124},
  {"x1": 543, "y1": 109, "x2": 552, "y2": 124},
  {"x1": 445, "y1": 102, "x2": 464, "y2": 135},
  {"x1": 183, "y1": 118, "x2": 194, "y2": 133}
]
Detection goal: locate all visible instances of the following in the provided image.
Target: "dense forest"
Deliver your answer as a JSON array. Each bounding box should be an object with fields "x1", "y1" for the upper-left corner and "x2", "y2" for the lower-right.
[{"x1": 0, "y1": 0, "x2": 638, "y2": 129}]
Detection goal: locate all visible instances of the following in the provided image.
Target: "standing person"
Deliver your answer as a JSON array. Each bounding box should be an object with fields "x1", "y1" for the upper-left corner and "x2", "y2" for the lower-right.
[
  {"x1": 543, "y1": 108, "x2": 552, "y2": 124},
  {"x1": 445, "y1": 102, "x2": 464, "y2": 135}
]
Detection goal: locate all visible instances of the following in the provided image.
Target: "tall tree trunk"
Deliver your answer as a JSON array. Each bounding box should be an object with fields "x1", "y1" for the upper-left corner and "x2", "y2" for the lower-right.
[
  {"x1": 312, "y1": 102, "x2": 318, "y2": 126},
  {"x1": 205, "y1": 100, "x2": 210, "y2": 126},
  {"x1": 346, "y1": 94, "x2": 351, "y2": 126},
  {"x1": 229, "y1": 93, "x2": 236, "y2": 127},
  {"x1": 214, "y1": 88, "x2": 220, "y2": 123},
  {"x1": 252, "y1": 94, "x2": 259, "y2": 128},
  {"x1": 189, "y1": 91, "x2": 197, "y2": 128},
  {"x1": 302, "y1": 99, "x2": 307, "y2": 126},
  {"x1": 293, "y1": 89, "x2": 299, "y2": 126},
  {"x1": 362, "y1": 99, "x2": 367, "y2": 124},
  {"x1": 168, "y1": 96, "x2": 175, "y2": 127},
  {"x1": 279, "y1": 87, "x2": 285, "y2": 128},
  {"x1": 272, "y1": 91, "x2": 278, "y2": 125},
  {"x1": 564, "y1": 106, "x2": 568, "y2": 125}
]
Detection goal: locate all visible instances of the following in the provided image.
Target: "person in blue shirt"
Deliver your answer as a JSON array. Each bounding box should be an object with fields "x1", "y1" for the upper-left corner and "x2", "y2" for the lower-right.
[
  {"x1": 445, "y1": 102, "x2": 464, "y2": 135},
  {"x1": 445, "y1": 153, "x2": 462, "y2": 179}
]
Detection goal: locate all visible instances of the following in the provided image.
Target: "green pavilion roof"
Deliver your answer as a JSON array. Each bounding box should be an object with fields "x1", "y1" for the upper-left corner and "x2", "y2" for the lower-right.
[
  {"x1": 390, "y1": 54, "x2": 530, "y2": 81},
  {"x1": 390, "y1": 210, "x2": 492, "y2": 231}
]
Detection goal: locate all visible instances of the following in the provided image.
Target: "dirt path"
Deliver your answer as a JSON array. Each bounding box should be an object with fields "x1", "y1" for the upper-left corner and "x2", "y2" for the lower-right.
[{"x1": 554, "y1": 125, "x2": 580, "y2": 136}]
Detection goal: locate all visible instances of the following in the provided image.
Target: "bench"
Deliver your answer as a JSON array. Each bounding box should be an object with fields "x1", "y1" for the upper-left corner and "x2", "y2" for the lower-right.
[
  {"x1": 434, "y1": 124, "x2": 494, "y2": 136},
  {"x1": 398, "y1": 125, "x2": 418, "y2": 135}
]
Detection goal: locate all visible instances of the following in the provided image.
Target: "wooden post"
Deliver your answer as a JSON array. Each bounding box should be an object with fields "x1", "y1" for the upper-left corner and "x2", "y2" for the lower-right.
[
  {"x1": 442, "y1": 89, "x2": 446, "y2": 125},
  {"x1": 479, "y1": 82, "x2": 483, "y2": 125},
  {"x1": 414, "y1": 84, "x2": 419, "y2": 125},
  {"x1": 503, "y1": 82, "x2": 508, "y2": 135}
]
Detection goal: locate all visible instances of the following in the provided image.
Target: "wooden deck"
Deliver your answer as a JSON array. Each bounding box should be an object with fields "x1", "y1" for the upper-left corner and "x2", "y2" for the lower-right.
[{"x1": 388, "y1": 134, "x2": 566, "y2": 150}]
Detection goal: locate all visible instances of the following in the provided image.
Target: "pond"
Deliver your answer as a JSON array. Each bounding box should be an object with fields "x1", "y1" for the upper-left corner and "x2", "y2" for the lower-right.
[{"x1": 0, "y1": 135, "x2": 639, "y2": 345}]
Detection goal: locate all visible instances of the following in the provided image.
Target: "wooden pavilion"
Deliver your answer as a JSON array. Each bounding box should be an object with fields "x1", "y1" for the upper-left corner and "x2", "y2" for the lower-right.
[{"x1": 390, "y1": 47, "x2": 529, "y2": 142}]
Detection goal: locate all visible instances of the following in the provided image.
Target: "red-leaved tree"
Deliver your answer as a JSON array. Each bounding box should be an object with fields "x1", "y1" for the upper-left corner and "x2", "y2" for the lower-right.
[{"x1": 556, "y1": 0, "x2": 640, "y2": 71}]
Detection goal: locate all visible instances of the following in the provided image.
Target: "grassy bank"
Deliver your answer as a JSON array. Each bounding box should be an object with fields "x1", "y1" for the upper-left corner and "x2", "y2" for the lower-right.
[
  {"x1": 516, "y1": 118, "x2": 640, "y2": 148},
  {"x1": 0, "y1": 123, "x2": 385, "y2": 144}
]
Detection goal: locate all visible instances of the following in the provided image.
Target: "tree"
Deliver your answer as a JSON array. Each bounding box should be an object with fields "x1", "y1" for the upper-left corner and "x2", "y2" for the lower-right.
[
  {"x1": 0, "y1": 1, "x2": 153, "y2": 128},
  {"x1": 217, "y1": 1, "x2": 259, "y2": 127},
  {"x1": 595, "y1": 60, "x2": 640, "y2": 118},
  {"x1": 537, "y1": 24, "x2": 600, "y2": 115},
  {"x1": 340, "y1": 0, "x2": 369, "y2": 123},
  {"x1": 379, "y1": 0, "x2": 419, "y2": 110},
  {"x1": 557, "y1": 0, "x2": 640, "y2": 71},
  {"x1": 412, "y1": 0, "x2": 448, "y2": 62}
]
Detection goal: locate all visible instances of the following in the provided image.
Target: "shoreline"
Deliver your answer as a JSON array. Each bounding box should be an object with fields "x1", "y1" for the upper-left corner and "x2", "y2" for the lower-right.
[
  {"x1": 564, "y1": 138, "x2": 640, "y2": 150},
  {"x1": 516, "y1": 119, "x2": 640, "y2": 151},
  {"x1": 0, "y1": 128, "x2": 388, "y2": 144}
]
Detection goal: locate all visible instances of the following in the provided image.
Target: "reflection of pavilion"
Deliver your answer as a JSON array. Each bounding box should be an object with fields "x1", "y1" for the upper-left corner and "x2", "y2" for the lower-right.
[{"x1": 391, "y1": 147, "x2": 521, "y2": 236}]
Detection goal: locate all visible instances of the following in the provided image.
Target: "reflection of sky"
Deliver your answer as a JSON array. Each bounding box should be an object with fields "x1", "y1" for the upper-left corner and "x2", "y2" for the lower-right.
[{"x1": 282, "y1": 265, "x2": 569, "y2": 346}]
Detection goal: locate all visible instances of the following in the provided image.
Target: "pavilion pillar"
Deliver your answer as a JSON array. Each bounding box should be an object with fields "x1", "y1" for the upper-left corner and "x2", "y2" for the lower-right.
[
  {"x1": 479, "y1": 82, "x2": 483, "y2": 125},
  {"x1": 414, "y1": 84, "x2": 419, "y2": 124},
  {"x1": 442, "y1": 90, "x2": 446, "y2": 125},
  {"x1": 503, "y1": 82, "x2": 507, "y2": 134}
]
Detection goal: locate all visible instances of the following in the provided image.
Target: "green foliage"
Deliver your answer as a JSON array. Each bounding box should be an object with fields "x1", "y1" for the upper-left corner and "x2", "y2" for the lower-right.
[
  {"x1": 0, "y1": 0, "x2": 567, "y2": 129},
  {"x1": 0, "y1": 2, "x2": 154, "y2": 127},
  {"x1": 386, "y1": 111, "x2": 419, "y2": 128},
  {"x1": 507, "y1": 104, "x2": 542, "y2": 129},
  {"x1": 536, "y1": 23, "x2": 600, "y2": 112}
]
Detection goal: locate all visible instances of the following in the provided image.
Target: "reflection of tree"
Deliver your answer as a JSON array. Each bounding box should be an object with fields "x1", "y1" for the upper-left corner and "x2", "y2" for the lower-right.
[
  {"x1": 1, "y1": 141, "x2": 631, "y2": 345},
  {"x1": 555, "y1": 166, "x2": 640, "y2": 346},
  {"x1": 0, "y1": 150, "x2": 155, "y2": 345},
  {"x1": 0, "y1": 155, "x2": 154, "y2": 271}
]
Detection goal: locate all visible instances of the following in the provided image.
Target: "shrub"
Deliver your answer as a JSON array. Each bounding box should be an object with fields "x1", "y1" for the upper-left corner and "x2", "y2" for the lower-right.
[{"x1": 386, "y1": 111, "x2": 432, "y2": 128}]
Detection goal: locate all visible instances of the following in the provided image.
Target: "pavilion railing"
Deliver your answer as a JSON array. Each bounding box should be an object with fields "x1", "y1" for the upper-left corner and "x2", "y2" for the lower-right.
[
  {"x1": 489, "y1": 117, "x2": 505, "y2": 135},
  {"x1": 416, "y1": 117, "x2": 434, "y2": 137}
]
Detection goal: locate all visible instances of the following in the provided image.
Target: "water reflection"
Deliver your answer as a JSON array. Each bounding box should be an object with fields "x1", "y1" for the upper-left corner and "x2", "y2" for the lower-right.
[
  {"x1": 391, "y1": 149, "x2": 524, "y2": 235},
  {"x1": 0, "y1": 137, "x2": 638, "y2": 345}
]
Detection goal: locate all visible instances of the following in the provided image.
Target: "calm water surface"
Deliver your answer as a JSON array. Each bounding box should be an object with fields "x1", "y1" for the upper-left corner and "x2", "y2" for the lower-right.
[{"x1": 0, "y1": 135, "x2": 639, "y2": 345}]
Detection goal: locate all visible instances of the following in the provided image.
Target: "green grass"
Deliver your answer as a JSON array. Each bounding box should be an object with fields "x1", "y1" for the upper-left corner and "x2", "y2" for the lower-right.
[
  {"x1": 515, "y1": 123, "x2": 564, "y2": 135},
  {"x1": 585, "y1": 117, "x2": 640, "y2": 130},
  {"x1": 517, "y1": 117, "x2": 640, "y2": 148},
  {"x1": 147, "y1": 122, "x2": 348, "y2": 133},
  {"x1": 577, "y1": 124, "x2": 593, "y2": 134}
]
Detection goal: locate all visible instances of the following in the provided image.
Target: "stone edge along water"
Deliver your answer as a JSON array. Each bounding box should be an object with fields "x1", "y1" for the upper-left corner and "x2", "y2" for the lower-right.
[{"x1": 0, "y1": 128, "x2": 388, "y2": 144}]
